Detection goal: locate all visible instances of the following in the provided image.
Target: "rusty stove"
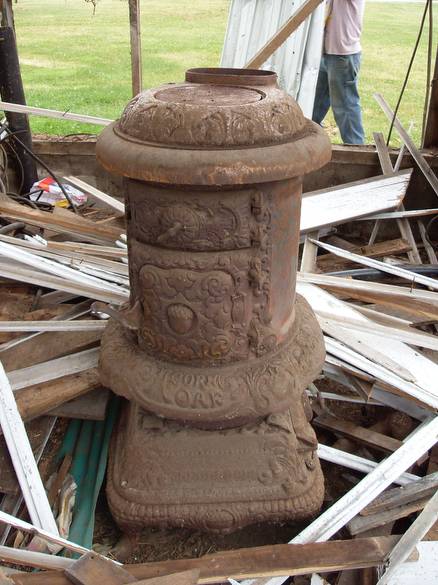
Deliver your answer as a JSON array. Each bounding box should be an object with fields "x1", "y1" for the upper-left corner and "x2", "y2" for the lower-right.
[{"x1": 97, "y1": 68, "x2": 331, "y2": 534}]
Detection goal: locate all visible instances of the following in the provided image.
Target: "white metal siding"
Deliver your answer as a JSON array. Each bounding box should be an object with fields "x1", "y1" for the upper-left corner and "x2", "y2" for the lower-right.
[{"x1": 220, "y1": 0, "x2": 325, "y2": 118}]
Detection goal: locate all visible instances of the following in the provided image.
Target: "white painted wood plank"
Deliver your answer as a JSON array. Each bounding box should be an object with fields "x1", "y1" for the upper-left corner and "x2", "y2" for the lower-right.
[
  {"x1": 300, "y1": 231, "x2": 319, "y2": 272},
  {"x1": 298, "y1": 282, "x2": 438, "y2": 405},
  {"x1": 300, "y1": 170, "x2": 411, "y2": 233},
  {"x1": 325, "y1": 354, "x2": 376, "y2": 383},
  {"x1": 356, "y1": 208, "x2": 438, "y2": 221},
  {"x1": 8, "y1": 348, "x2": 99, "y2": 391},
  {"x1": 384, "y1": 542, "x2": 438, "y2": 585},
  {"x1": 48, "y1": 241, "x2": 127, "y2": 258},
  {"x1": 317, "y1": 444, "x2": 419, "y2": 486},
  {"x1": 0, "y1": 259, "x2": 128, "y2": 304},
  {"x1": 323, "y1": 322, "x2": 413, "y2": 381},
  {"x1": 0, "y1": 235, "x2": 129, "y2": 276},
  {"x1": 0, "y1": 302, "x2": 92, "y2": 354},
  {"x1": 296, "y1": 417, "x2": 438, "y2": 542},
  {"x1": 325, "y1": 336, "x2": 438, "y2": 410},
  {"x1": 0, "y1": 320, "x2": 106, "y2": 332},
  {"x1": 372, "y1": 131, "x2": 420, "y2": 264},
  {"x1": 321, "y1": 360, "x2": 372, "y2": 391},
  {"x1": 374, "y1": 93, "x2": 438, "y2": 199},
  {"x1": 0, "y1": 241, "x2": 126, "y2": 296},
  {"x1": 0, "y1": 509, "x2": 89, "y2": 555},
  {"x1": 298, "y1": 272, "x2": 438, "y2": 304},
  {"x1": 64, "y1": 176, "x2": 125, "y2": 214},
  {"x1": 376, "y1": 490, "x2": 438, "y2": 585},
  {"x1": 310, "y1": 238, "x2": 438, "y2": 291},
  {"x1": 371, "y1": 386, "x2": 430, "y2": 421},
  {"x1": 0, "y1": 100, "x2": 112, "y2": 126},
  {"x1": 396, "y1": 210, "x2": 422, "y2": 264},
  {"x1": 354, "y1": 305, "x2": 413, "y2": 327},
  {"x1": 243, "y1": 416, "x2": 438, "y2": 585},
  {"x1": 0, "y1": 362, "x2": 59, "y2": 535},
  {"x1": 316, "y1": 313, "x2": 438, "y2": 351},
  {"x1": 0, "y1": 545, "x2": 74, "y2": 571},
  {"x1": 310, "y1": 391, "x2": 382, "y2": 406}
]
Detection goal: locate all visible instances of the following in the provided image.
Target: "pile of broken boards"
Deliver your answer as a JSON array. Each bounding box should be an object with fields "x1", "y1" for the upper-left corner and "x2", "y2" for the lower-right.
[{"x1": 0, "y1": 136, "x2": 438, "y2": 585}]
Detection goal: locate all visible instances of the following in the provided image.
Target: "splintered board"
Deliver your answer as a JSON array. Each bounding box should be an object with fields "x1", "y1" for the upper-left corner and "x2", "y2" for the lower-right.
[{"x1": 300, "y1": 170, "x2": 412, "y2": 233}]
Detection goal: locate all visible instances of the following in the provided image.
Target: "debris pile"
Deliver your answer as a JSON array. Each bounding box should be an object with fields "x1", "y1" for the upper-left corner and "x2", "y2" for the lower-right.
[{"x1": 0, "y1": 96, "x2": 437, "y2": 585}]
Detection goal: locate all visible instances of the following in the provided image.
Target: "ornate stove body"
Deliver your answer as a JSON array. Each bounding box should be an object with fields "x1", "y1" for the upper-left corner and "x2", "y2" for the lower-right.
[{"x1": 97, "y1": 68, "x2": 331, "y2": 534}]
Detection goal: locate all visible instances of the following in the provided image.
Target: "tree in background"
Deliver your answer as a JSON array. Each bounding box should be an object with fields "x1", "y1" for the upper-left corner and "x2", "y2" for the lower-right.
[{"x1": 84, "y1": 0, "x2": 100, "y2": 16}]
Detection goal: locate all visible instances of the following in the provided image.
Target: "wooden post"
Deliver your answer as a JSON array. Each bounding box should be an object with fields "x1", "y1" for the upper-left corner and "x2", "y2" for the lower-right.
[
  {"x1": 128, "y1": 0, "x2": 142, "y2": 97},
  {"x1": 244, "y1": 0, "x2": 324, "y2": 69},
  {"x1": 0, "y1": 1, "x2": 38, "y2": 193},
  {"x1": 423, "y1": 44, "x2": 438, "y2": 149},
  {"x1": 0, "y1": 0, "x2": 14, "y2": 28}
]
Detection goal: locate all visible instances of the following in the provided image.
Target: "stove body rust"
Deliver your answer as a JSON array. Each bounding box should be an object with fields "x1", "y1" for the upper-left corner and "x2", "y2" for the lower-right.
[{"x1": 97, "y1": 68, "x2": 331, "y2": 534}]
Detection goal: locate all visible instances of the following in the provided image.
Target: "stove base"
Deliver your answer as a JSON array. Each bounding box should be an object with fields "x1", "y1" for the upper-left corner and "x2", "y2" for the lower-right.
[
  {"x1": 107, "y1": 400, "x2": 324, "y2": 534},
  {"x1": 100, "y1": 294, "x2": 325, "y2": 428}
]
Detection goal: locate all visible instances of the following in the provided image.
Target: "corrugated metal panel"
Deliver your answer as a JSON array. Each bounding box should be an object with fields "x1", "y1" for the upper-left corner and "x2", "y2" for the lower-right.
[{"x1": 220, "y1": 0, "x2": 324, "y2": 118}]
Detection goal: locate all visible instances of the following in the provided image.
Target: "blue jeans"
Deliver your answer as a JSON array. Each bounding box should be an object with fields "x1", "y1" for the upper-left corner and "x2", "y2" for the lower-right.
[{"x1": 312, "y1": 53, "x2": 365, "y2": 145}]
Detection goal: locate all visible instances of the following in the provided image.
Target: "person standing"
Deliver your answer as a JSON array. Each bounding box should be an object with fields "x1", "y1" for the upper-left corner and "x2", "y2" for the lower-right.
[{"x1": 312, "y1": 0, "x2": 366, "y2": 144}]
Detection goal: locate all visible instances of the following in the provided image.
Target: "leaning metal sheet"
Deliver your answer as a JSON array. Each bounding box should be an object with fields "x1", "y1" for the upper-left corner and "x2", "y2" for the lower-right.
[{"x1": 220, "y1": 0, "x2": 325, "y2": 117}]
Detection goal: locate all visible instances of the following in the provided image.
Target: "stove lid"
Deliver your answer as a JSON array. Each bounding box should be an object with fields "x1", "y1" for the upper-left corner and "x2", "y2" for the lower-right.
[{"x1": 97, "y1": 68, "x2": 331, "y2": 186}]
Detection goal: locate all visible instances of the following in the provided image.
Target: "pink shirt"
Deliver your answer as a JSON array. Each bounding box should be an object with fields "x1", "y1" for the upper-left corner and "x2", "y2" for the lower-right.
[{"x1": 324, "y1": 0, "x2": 365, "y2": 55}]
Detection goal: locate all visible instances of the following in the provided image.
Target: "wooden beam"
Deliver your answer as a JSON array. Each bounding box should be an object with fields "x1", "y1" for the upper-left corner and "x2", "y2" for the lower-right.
[
  {"x1": 128, "y1": 0, "x2": 142, "y2": 96},
  {"x1": 65, "y1": 551, "x2": 135, "y2": 585},
  {"x1": 9, "y1": 537, "x2": 415, "y2": 585},
  {"x1": 324, "y1": 335, "x2": 438, "y2": 410},
  {"x1": 361, "y1": 471, "x2": 438, "y2": 517},
  {"x1": 133, "y1": 572, "x2": 199, "y2": 585},
  {"x1": 316, "y1": 238, "x2": 412, "y2": 272},
  {"x1": 0, "y1": 329, "x2": 101, "y2": 371},
  {"x1": 0, "y1": 301, "x2": 91, "y2": 353},
  {"x1": 244, "y1": 0, "x2": 324, "y2": 69},
  {"x1": 14, "y1": 369, "x2": 101, "y2": 422},
  {"x1": 373, "y1": 132, "x2": 394, "y2": 175},
  {"x1": 314, "y1": 413, "x2": 402, "y2": 454},
  {"x1": 50, "y1": 388, "x2": 110, "y2": 421},
  {"x1": 348, "y1": 498, "x2": 430, "y2": 536},
  {"x1": 0, "y1": 199, "x2": 123, "y2": 243}
]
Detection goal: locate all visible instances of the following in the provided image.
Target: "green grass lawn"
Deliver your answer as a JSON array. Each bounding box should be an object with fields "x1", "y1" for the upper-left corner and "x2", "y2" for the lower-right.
[{"x1": 10, "y1": 0, "x2": 438, "y2": 145}]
